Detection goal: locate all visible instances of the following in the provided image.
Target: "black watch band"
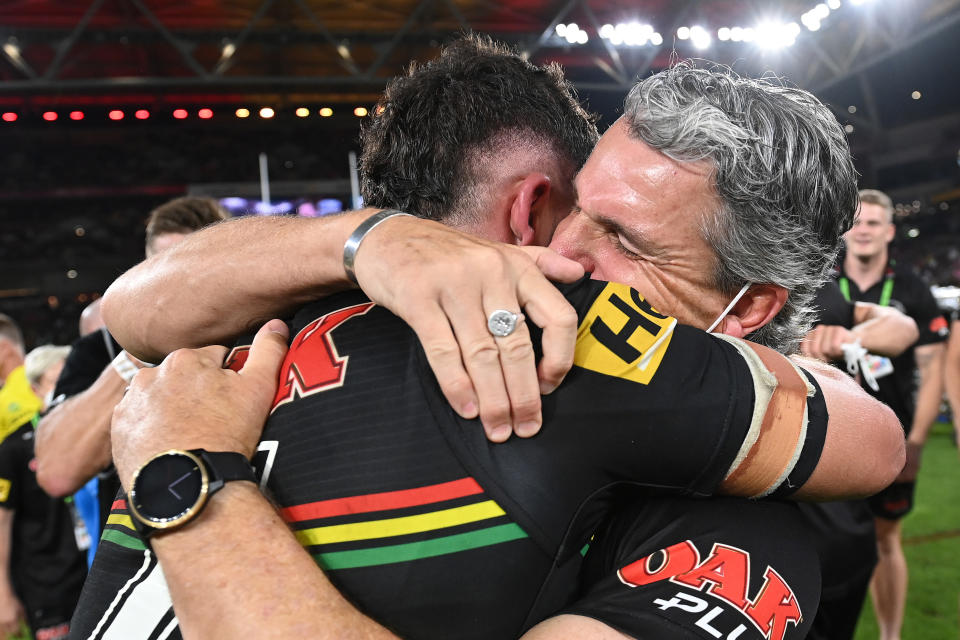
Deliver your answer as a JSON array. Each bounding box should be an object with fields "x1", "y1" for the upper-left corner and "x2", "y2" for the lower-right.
[{"x1": 128, "y1": 449, "x2": 256, "y2": 541}]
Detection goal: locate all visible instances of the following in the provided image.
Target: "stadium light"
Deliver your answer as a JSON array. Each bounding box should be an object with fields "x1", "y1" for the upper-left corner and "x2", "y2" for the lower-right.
[
  {"x1": 236, "y1": 108, "x2": 250, "y2": 118},
  {"x1": 319, "y1": 107, "x2": 333, "y2": 117},
  {"x1": 259, "y1": 107, "x2": 275, "y2": 119},
  {"x1": 354, "y1": 107, "x2": 368, "y2": 117},
  {"x1": 70, "y1": 111, "x2": 84, "y2": 120},
  {"x1": 198, "y1": 108, "x2": 213, "y2": 119},
  {"x1": 42, "y1": 111, "x2": 58, "y2": 121},
  {"x1": 135, "y1": 109, "x2": 150, "y2": 120},
  {"x1": 677, "y1": 26, "x2": 690, "y2": 40},
  {"x1": 1, "y1": 112, "x2": 16, "y2": 122},
  {"x1": 173, "y1": 109, "x2": 188, "y2": 119},
  {"x1": 689, "y1": 25, "x2": 711, "y2": 49},
  {"x1": 295, "y1": 107, "x2": 310, "y2": 118},
  {"x1": 827, "y1": 0, "x2": 841, "y2": 7},
  {"x1": 108, "y1": 110, "x2": 124, "y2": 121}
]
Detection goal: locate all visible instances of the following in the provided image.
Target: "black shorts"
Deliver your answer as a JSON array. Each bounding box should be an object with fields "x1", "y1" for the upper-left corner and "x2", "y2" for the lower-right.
[{"x1": 867, "y1": 481, "x2": 915, "y2": 521}]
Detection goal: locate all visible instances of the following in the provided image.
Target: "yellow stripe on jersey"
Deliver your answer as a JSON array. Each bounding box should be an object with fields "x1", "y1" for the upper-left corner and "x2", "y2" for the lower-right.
[
  {"x1": 106, "y1": 513, "x2": 135, "y2": 531},
  {"x1": 574, "y1": 282, "x2": 675, "y2": 385},
  {"x1": 0, "y1": 478, "x2": 10, "y2": 503},
  {"x1": 295, "y1": 500, "x2": 506, "y2": 546}
]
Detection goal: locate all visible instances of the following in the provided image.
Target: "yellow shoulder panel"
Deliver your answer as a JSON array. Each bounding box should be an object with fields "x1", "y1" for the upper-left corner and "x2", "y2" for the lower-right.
[{"x1": 574, "y1": 282, "x2": 676, "y2": 385}]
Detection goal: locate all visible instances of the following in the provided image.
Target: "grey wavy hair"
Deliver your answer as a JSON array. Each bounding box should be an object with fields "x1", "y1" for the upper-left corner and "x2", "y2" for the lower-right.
[{"x1": 624, "y1": 63, "x2": 858, "y2": 354}]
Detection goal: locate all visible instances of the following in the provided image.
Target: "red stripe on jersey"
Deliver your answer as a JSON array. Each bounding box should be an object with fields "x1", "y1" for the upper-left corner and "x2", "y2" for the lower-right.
[
  {"x1": 281, "y1": 477, "x2": 485, "y2": 522},
  {"x1": 112, "y1": 499, "x2": 126, "y2": 511}
]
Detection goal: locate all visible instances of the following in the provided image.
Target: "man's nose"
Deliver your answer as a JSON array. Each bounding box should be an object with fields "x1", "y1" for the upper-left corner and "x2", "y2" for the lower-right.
[{"x1": 550, "y1": 213, "x2": 596, "y2": 273}]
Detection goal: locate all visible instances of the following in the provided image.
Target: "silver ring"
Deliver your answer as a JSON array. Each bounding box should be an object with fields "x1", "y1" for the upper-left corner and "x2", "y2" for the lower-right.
[{"x1": 487, "y1": 309, "x2": 523, "y2": 337}]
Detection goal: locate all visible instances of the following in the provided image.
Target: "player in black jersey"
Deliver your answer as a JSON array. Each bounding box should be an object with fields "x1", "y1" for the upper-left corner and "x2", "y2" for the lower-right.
[
  {"x1": 835, "y1": 189, "x2": 948, "y2": 640},
  {"x1": 94, "y1": 40, "x2": 902, "y2": 639}
]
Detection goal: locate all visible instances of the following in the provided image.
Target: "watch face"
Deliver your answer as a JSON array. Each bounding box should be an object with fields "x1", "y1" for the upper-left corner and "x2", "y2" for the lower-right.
[{"x1": 130, "y1": 450, "x2": 208, "y2": 527}]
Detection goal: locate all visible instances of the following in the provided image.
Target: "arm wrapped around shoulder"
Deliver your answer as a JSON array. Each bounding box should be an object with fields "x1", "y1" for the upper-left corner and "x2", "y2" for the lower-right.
[{"x1": 716, "y1": 336, "x2": 905, "y2": 501}]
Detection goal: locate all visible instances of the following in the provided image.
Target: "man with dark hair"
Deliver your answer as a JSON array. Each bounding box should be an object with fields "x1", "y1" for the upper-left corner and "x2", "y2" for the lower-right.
[
  {"x1": 144, "y1": 197, "x2": 228, "y2": 256},
  {"x1": 0, "y1": 314, "x2": 85, "y2": 640},
  {"x1": 92, "y1": 40, "x2": 901, "y2": 639},
  {"x1": 361, "y1": 36, "x2": 595, "y2": 232},
  {"x1": 35, "y1": 197, "x2": 227, "y2": 547}
]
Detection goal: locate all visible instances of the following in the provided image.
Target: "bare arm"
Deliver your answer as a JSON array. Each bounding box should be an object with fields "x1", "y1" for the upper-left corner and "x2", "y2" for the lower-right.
[
  {"x1": 800, "y1": 302, "x2": 918, "y2": 362},
  {"x1": 944, "y1": 321, "x2": 960, "y2": 439},
  {"x1": 0, "y1": 509, "x2": 26, "y2": 638},
  {"x1": 112, "y1": 322, "x2": 401, "y2": 640},
  {"x1": 34, "y1": 364, "x2": 126, "y2": 497},
  {"x1": 103, "y1": 211, "x2": 583, "y2": 441},
  {"x1": 101, "y1": 212, "x2": 371, "y2": 363},
  {"x1": 851, "y1": 302, "x2": 920, "y2": 357},
  {"x1": 788, "y1": 355, "x2": 904, "y2": 500},
  {"x1": 900, "y1": 342, "x2": 946, "y2": 481}
]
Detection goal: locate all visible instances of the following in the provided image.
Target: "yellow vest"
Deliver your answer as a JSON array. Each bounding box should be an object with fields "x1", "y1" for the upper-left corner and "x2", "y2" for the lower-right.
[{"x1": 0, "y1": 365, "x2": 42, "y2": 440}]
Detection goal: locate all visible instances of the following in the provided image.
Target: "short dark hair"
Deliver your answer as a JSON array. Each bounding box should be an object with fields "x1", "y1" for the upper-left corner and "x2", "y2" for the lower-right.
[
  {"x1": 145, "y1": 197, "x2": 228, "y2": 252},
  {"x1": 359, "y1": 34, "x2": 598, "y2": 222},
  {"x1": 0, "y1": 313, "x2": 24, "y2": 351}
]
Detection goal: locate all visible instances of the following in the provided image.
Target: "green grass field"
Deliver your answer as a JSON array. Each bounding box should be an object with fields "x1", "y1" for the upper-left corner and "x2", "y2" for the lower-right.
[{"x1": 854, "y1": 421, "x2": 960, "y2": 639}]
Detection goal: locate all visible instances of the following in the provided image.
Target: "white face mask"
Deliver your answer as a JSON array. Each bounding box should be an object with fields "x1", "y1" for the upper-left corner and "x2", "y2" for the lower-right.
[{"x1": 706, "y1": 282, "x2": 753, "y2": 334}]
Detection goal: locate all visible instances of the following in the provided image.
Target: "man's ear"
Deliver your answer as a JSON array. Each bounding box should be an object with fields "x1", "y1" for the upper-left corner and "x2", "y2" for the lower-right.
[
  {"x1": 509, "y1": 173, "x2": 551, "y2": 246},
  {"x1": 717, "y1": 284, "x2": 788, "y2": 338}
]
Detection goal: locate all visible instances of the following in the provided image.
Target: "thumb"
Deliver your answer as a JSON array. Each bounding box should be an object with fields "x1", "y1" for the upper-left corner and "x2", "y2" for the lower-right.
[
  {"x1": 522, "y1": 246, "x2": 585, "y2": 283},
  {"x1": 240, "y1": 319, "x2": 290, "y2": 387}
]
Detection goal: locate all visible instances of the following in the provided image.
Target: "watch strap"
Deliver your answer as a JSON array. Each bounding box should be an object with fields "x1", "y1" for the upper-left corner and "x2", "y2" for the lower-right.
[
  {"x1": 129, "y1": 449, "x2": 256, "y2": 542},
  {"x1": 193, "y1": 450, "x2": 257, "y2": 484}
]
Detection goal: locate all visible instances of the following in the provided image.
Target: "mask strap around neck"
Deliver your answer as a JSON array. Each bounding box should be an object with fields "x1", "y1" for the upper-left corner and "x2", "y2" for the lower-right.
[{"x1": 706, "y1": 282, "x2": 753, "y2": 334}]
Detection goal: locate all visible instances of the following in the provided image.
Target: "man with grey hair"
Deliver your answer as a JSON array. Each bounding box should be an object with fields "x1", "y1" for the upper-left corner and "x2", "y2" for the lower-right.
[{"x1": 96, "y1": 58, "x2": 893, "y2": 640}]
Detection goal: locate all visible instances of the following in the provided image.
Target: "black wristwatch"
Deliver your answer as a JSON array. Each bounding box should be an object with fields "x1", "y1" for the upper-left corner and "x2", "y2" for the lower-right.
[{"x1": 127, "y1": 449, "x2": 256, "y2": 539}]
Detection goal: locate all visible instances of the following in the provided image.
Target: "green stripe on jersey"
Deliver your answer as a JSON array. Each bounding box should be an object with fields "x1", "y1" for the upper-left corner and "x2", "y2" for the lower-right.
[
  {"x1": 101, "y1": 528, "x2": 147, "y2": 551},
  {"x1": 314, "y1": 522, "x2": 528, "y2": 570}
]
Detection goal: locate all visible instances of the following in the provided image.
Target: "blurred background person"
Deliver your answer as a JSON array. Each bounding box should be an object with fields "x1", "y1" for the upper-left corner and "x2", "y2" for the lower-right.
[
  {"x1": 0, "y1": 316, "x2": 85, "y2": 640},
  {"x1": 23, "y1": 345, "x2": 70, "y2": 412},
  {"x1": 836, "y1": 188, "x2": 950, "y2": 640},
  {"x1": 800, "y1": 280, "x2": 919, "y2": 640},
  {"x1": 34, "y1": 197, "x2": 227, "y2": 564},
  {"x1": 0, "y1": 316, "x2": 42, "y2": 436}
]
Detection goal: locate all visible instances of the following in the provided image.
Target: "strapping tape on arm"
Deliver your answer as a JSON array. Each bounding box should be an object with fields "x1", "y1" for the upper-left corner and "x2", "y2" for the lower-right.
[{"x1": 714, "y1": 335, "x2": 813, "y2": 498}]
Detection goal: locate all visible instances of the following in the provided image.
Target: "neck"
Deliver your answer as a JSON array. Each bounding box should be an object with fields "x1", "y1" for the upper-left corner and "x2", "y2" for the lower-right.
[
  {"x1": 844, "y1": 248, "x2": 889, "y2": 290},
  {"x1": 0, "y1": 359, "x2": 20, "y2": 384}
]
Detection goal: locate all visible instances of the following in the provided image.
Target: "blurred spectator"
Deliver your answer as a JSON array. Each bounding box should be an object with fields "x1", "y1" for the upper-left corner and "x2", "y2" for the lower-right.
[
  {"x1": 24, "y1": 345, "x2": 71, "y2": 411},
  {"x1": 34, "y1": 197, "x2": 227, "y2": 560},
  {"x1": 837, "y1": 188, "x2": 949, "y2": 640},
  {"x1": 0, "y1": 315, "x2": 85, "y2": 640},
  {"x1": 799, "y1": 281, "x2": 918, "y2": 640},
  {"x1": 0, "y1": 315, "x2": 42, "y2": 433}
]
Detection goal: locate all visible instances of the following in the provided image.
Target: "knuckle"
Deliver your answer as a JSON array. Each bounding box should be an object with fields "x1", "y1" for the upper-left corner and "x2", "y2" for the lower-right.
[
  {"x1": 499, "y1": 338, "x2": 534, "y2": 362},
  {"x1": 423, "y1": 341, "x2": 460, "y2": 362},
  {"x1": 554, "y1": 306, "x2": 579, "y2": 329},
  {"x1": 464, "y1": 340, "x2": 500, "y2": 363},
  {"x1": 541, "y1": 354, "x2": 574, "y2": 381},
  {"x1": 481, "y1": 401, "x2": 511, "y2": 423},
  {"x1": 443, "y1": 375, "x2": 474, "y2": 397},
  {"x1": 511, "y1": 394, "x2": 540, "y2": 418}
]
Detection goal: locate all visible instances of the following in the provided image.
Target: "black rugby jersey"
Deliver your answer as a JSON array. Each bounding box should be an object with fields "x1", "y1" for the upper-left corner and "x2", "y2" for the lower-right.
[
  {"x1": 836, "y1": 261, "x2": 948, "y2": 431},
  {"x1": 0, "y1": 417, "x2": 86, "y2": 633},
  {"x1": 565, "y1": 494, "x2": 820, "y2": 640},
  {"x1": 72, "y1": 277, "x2": 828, "y2": 640}
]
